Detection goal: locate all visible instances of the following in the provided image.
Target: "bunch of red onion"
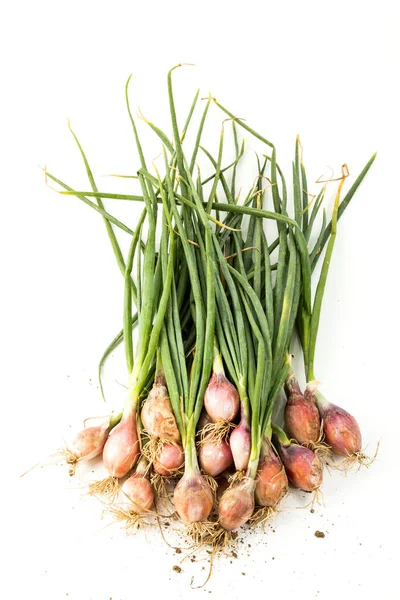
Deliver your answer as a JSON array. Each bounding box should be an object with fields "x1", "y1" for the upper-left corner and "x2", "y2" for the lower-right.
[{"x1": 49, "y1": 67, "x2": 376, "y2": 565}]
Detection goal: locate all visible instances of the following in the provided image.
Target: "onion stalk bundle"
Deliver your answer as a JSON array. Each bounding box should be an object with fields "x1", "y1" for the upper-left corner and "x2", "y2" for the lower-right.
[
  {"x1": 288, "y1": 154, "x2": 377, "y2": 466},
  {"x1": 99, "y1": 155, "x2": 176, "y2": 487},
  {"x1": 47, "y1": 66, "x2": 376, "y2": 560}
]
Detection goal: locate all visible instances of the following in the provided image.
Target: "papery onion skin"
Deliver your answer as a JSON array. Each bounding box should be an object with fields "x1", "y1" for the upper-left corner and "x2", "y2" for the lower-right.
[
  {"x1": 103, "y1": 412, "x2": 140, "y2": 478},
  {"x1": 275, "y1": 440, "x2": 323, "y2": 492},
  {"x1": 218, "y1": 477, "x2": 256, "y2": 531},
  {"x1": 153, "y1": 442, "x2": 184, "y2": 475},
  {"x1": 318, "y1": 402, "x2": 362, "y2": 456},
  {"x1": 255, "y1": 439, "x2": 288, "y2": 507},
  {"x1": 199, "y1": 438, "x2": 233, "y2": 477},
  {"x1": 173, "y1": 472, "x2": 213, "y2": 523},
  {"x1": 70, "y1": 424, "x2": 109, "y2": 461},
  {"x1": 204, "y1": 372, "x2": 239, "y2": 422},
  {"x1": 230, "y1": 421, "x2": 251, "y2": 471},
  {"x1": 119, "y1": 473, "x2": 154, "y2": 512},
  {"x1": 285, "y1": 377, "x2": 320, "y2": 444},
  {"x1": 141, "y1": 382, "x2": 180, "y2": 442}
]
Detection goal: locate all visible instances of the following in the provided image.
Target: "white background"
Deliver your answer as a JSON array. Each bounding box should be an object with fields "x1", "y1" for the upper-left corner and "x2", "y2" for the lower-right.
[{"x1": 1, "y1": 1, "x2": 399, "y2": 599}]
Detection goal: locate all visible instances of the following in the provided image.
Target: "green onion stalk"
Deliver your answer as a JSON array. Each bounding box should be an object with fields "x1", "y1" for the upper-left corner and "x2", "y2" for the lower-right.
[
  {"x1": 161, "y1": 181, "x2": 215, "y2": 523},
  {"x1": 135, "y1": 80, "x2": 202, "y2": 476},
  {"x1": 294, "y1": 157, "x2": 376, "y2": 464},
  {"x1": 191, "y1": 207, "x2": 238, "y2": 479},
  {"x1": 268, "y1": 146, "x2": 321, "y2": 498},
  {"x1": 139, "y1": 130, "x2": 201, "y2": 478},
  {"x1": 51, "y1": 123, "x2": 142, "y2": 473},
  {"x1": 188, "y1": 132, "x2": 262, "y2": 483},
  {"x1": 214, "y1": 110, "x2": 374, "y2": 475},
  {"x1": 250, "y1": 143, "x2": 317, "y2": 501},
  {"x1": 283, "y1": 140, "x2": 324, "y2": 447},
  {"x1": 50, "y1": 75, "x2": 205, "y2": 481},
  {"x1": 69, "y1": 129, "x2": 318, "y2": 525},
  {"x1": 155, "y1": 66, "x2": 217, "y2": 526},
  {"x1": 139, "y1": 302, "x2": 184, "y2": 477},
  {"x1": 197, "y1": 135, "x2": 286, "y2": 494},
  {"x1": 217, "y1": 143, "x2": 261, "y2": 476},
  {"x1": 216, "y1": 231, "x2": 294, "y2": 529},
  {"x1": 193, "y1": 129, "x2": 247, "y2": 476},
  {"x1": 91, "y1": 101, "x2": 172, "y2": 484},
  {"x1": 197, "y1": 128, "x2": 241, "y2": 453},
  {"x1": 196, "y1": 176, "x2": 287, "y2": 526},
  {"x1": 102, "y1": 171, "x2": 175, "y2": 480},
  {"x1": 101, "y1": 78, "x2": 177, "y2": 483},
  {"x1": 97, "y1": 81, "x2": 205, "y2": 476},
  {"x1": 196, "y1": 110, "x2": 312, "y2": 528}
]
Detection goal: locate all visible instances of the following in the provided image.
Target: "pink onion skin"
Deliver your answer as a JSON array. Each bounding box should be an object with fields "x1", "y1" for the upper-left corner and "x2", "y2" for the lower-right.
[
  {"x1": 153, "y1": 443, "x2": 184, "y2": 475},
  {"x1": 199, "y1": 438, "x2": 233, "y2": 477},
  {"x1": 103, "y1": 412, "x2": 140, "y2": 478},
  {"x1": 141, "y1": 383, "x2": 180, "y2": 442},
  {"x1": 319, "y1": 402, "x2": 362, "y2": 456},
  {"x1": 255, "y1": 440, "x2": 288, "y2": 507},
  {"x1": 173, "y1": 472, "x2": 213, "y2": 523},
  {"x1": 204, "y1": 372, "x2": 239, "y2": 422},
  {"x1": 230, "y1": 421, "x2": 251, "y2": 471},
  {"x1": 219, "y1": 477, "x2": 256, "y2": 531},
  {"x1": 70, "y1": 423, "x2": 109, "y2": 461},
  {"x1": 120, "y1": 473, "x2": 154, "y2": 512},
  {"x1": 276, "y1": 441, "x2": 322, "y2": 492},
  {"x1": 285, "y1": 384, "x2": 320, "y2": 444}
]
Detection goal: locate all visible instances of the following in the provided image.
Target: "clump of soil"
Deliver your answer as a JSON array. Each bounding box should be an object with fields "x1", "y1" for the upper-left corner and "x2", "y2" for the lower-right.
[{"x1": 173, "y1": 565, "x2": 182, "y2": 573}]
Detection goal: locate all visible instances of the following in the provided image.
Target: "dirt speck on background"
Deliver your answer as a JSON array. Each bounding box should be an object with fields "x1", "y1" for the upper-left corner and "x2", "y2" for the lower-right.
[
  {"x1": 173, "y1": 565, "x2": 182, "y2": 573},
  {"x1": 315, "y1": 531, "x2": 325, "y2": 538}
]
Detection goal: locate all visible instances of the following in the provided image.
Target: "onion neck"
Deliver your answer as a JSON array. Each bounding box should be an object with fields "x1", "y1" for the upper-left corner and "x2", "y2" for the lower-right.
[
  {"x1": 272, "y1": 423, "x2": 291, "y2": 446},
  {"x1": 264, "y1": 420, "x2": 273, "y2": 441},
  {"x1": 135, "y1": 455, "x2": 150, "y2": 477},
  {"x1": 154, "y1": 369, "x2": 166, "y2": 386},
  {"x1": 313, "y1": 388, "x2": 330, "y2": 410},
  {"x1": 154, "y1": 350, "x2": 166, "y2": 385},
  {"x1": 247, "y1": 442, "x2": 261, "y2": 479},
  {"x1": 109, "y1": 411, "x2": 123, "y2": 429},
  {"x1": 123, "y1": 385, "x2": 140, "y2": 417},
  {"x1": 183, "y1": 416, "x2": 200, "y2": 478},
  {"x1": 237, "y1": 377, "x2": 251, "y2": 427},
  {"x1": 212, "y1": 343, "x2": 225, "y2": 376},
  {"x1": 284, "y1": 368, "x2": 302, "y2": 396},
  {"x1": 237, "y1": 377, "x2": 259, "y2": 478}
]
